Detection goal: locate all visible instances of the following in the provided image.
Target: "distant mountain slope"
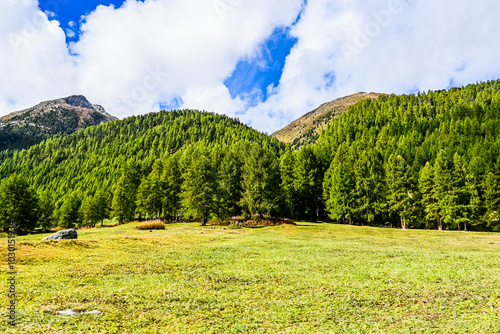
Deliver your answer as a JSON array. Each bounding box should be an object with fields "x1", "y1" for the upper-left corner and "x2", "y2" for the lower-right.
[
  {"x1": 0, "y1": 95, "x2": 117, "y2": 151},
  {"x1": 272, "y1": 92, "x2": 383, "y2": 149}
]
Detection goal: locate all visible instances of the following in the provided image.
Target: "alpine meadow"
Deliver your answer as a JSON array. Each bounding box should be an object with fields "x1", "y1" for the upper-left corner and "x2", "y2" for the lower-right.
[{"x1": 1, "y1": 80, "x2": 500, "y2": 333}]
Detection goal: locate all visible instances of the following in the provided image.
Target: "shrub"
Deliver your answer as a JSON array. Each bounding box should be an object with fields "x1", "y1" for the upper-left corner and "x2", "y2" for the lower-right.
[{"x1": 137, "y1": 221, "x2": 166, "y2": 230}]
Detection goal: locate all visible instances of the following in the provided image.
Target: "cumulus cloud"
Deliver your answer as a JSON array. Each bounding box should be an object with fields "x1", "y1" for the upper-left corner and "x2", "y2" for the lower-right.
[
  {"x1": 72, "y1": 0, "x2": 304, "y2": 119},
  {"x1": 1, "y1": 0, "x2": 500, "y2": 134},
  {"x1": 253, "y1": 0, "x2": 500, "y2": 132},
  {"x1": 0, "y1": 0, "x2": 75, "y2": 112}
]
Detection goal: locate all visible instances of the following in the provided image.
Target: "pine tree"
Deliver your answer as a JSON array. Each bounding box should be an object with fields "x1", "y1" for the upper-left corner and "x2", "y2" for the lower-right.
[
  {"x1": 293, "y1": 146, "x2": 323, "y2": 220},
  {"x1": 181, "y1": 148, "x2": 217, "y2": 225},
  {"x1": 386, "y1": 155, "x2": 415, "y2": 229},
  {"x1": 93, "y1": 189, "x2": 111, "y2": 227},
  {"x1": 59, "y1": 195, "x2": 82, "y2": 229},
  {"x1": 162, "y1": 154, "x2": 182, "y2": 223},
  {"x1": 215, "y1": 149, "x2": 243, "y2": 220},
  {"x1": 483, "y1": 171, "x2": 500, "y2": 230},
  {"x1": 112, "y1": 162, "x2": 142, "y2": 223},
  {"x1": 136, "y1": 160, "x2": 165, "y2": 219},
  {"x1": 434, "y1": 150, "x2": 454, "y2": 230},
  {"x1": 38, "y1": 191, "x2": 55, "y2": 232},
  {"x1": 279, "y1": 149, "x2": 296, "y2": 218},
  {"x1": 0, "y1": 174, "x2": 39, "y2": 233},
  {"x1": 239, "y1": 145, "x2": 281, "y2": 218},
  {"x1": 419, "y1": 163, "x2": 442, "y2": 230},
  {"x1": 353, "y1": 150, "x2": 385, "y2": 224}
]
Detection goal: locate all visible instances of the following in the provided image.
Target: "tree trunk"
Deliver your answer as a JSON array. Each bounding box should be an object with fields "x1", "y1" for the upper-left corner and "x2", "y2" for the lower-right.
[
  {"x1": 464, "y1": 222, "x2": 467, "y2": 231},
  {"x1": 437, "y1": 213, "x2": 443, "y2": 231},
  {"x1": 201, "y1": 218, "x2": 207, "y2": 226},
  {"x1": 401, "y1": 217, "x2": 407, "y2": 230}
]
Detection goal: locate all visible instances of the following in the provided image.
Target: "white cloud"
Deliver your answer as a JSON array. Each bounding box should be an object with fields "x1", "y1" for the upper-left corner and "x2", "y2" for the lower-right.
[
  {"x1": 0, "y1": 0, "x2": 76, "y2": 112},
  {"x1": 71, "y1": 0, "x2": 304, "y2": 118},
  {"x1": 252, "y1": 0, "x2": 500, "y2": 133},
  {"x1": 1, "y1": 0, "x2": 500, "y2": 135}
]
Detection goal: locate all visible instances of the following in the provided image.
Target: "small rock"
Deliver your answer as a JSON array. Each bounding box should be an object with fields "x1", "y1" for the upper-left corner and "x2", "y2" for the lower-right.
[
  {"x1": 86, "y1": 310, "x2": 104, "y2": 315},
  {"x1": 42, "y1": 229, "x2": 78, "y2": 241},
  {"x1": 56, "y1": 309, "x2": 79, "y2": 316}
]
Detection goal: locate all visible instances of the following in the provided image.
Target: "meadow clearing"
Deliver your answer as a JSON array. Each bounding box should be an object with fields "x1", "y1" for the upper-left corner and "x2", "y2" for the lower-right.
[{"x1": 1, "y1": 222, "x2": 499, "y2": 333}]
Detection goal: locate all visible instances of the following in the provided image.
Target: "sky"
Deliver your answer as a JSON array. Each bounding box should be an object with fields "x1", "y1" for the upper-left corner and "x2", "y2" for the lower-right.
[{"x1": 1, "y1": 0, "x2": 500, "y2": 134}]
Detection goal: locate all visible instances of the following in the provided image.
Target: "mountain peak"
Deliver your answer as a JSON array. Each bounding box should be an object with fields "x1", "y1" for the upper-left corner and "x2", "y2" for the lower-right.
[
  {"x1": 0, "y1": 95, "x2": 117, "y2": 151},
  {"x1": 272, "y1": 92, "x2": 384, "y2": 149}
]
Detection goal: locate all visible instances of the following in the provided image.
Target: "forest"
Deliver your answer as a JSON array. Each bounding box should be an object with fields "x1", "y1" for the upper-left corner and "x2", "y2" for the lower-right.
[{"x1": 1, "y1": 81, "x2": 500, "y2": 233}]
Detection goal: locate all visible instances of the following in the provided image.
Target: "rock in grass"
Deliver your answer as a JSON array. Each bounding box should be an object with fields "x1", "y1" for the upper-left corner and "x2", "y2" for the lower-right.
[
  {"x1": 42, "y1": 228, "x2": 78, "y2": 241},
  {"x1": 56, "y1": 309, "x2": 103, "y2": 316},
  {"x1": 56, "y1": 309, "x2": 79, "y2": 316}
]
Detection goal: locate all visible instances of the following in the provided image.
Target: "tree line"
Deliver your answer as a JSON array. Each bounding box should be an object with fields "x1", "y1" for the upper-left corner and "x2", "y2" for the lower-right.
[{"x1": 1, "y1": 81, "x2": 500, "y2": 232}]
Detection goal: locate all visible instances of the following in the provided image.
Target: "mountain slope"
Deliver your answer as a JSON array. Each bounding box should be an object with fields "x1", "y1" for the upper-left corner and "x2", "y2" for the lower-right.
[
  {"x1": 0, "y1": 95, "x2": 117, "y2": 151},
  {"x1": 0, "y1": 109, "x2": 285, "y2": 201},
  {"x1": 272, "y1": 92, "x2": 383, "y2": 149}
]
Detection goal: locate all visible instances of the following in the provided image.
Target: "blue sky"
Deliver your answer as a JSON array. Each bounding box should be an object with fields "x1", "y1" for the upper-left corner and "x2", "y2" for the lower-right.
[
  {"x1": 2, "y1": 0, "x2": 500, "y2": 133},
  {"x1": 40, "y1": 0, "x2": 126, "y2": 42},
  {"x1": 39, "y1": 0, "x2": 299, "y2": 112}
]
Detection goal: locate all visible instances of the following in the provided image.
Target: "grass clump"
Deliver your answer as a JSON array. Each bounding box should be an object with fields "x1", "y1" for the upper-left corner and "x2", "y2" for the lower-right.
[{"x1": 136, "y1": 221, "x2": 166, "y2": 230}]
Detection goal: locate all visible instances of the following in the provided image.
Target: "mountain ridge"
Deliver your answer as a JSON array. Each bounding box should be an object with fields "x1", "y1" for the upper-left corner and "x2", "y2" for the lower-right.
[{"x1": 0, "y1": 95, "x2": 117, "y2": 151}]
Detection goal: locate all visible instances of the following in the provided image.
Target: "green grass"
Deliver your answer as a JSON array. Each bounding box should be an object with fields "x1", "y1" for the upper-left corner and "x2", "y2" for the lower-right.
[{"x1": 1, "y1": 223, "x2": 499, "y2": 333}]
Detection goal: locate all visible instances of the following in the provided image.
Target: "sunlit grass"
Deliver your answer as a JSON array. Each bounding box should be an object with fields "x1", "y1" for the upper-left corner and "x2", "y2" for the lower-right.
[{"x1": 1, "y1": 223, "x2": 499, "y2": 333}]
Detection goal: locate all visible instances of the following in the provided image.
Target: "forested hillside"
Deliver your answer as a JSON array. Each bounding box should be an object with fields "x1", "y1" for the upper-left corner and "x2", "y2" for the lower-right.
[
  {"x1": 314, "y1": 80, "x2": 500, "y2": 231},
  {"x1": 0, "y1": 110, "x2": 286, "y2": 230},
  {"x1": 1, "y1": 81, "x2": 499, "y2": 233}
]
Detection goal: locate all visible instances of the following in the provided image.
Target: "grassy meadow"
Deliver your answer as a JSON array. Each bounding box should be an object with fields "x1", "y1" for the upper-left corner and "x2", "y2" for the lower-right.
[{"x1": 1, "y1": 222, "x2": 500, "y2": 333}]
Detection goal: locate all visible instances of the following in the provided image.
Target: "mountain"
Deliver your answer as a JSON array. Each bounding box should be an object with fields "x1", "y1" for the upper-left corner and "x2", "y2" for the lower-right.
[
  {"x1": 0, "y1": 95, "x2": 118, "y2": 151},
  {"x1": 272, "y1": 92, "x2": 383, "y2": 148}
]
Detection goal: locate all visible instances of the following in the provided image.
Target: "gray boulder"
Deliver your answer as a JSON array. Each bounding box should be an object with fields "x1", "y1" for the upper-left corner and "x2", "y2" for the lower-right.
[{"x1": 42, "y1": 228, "x2": 78, "y2": 241}]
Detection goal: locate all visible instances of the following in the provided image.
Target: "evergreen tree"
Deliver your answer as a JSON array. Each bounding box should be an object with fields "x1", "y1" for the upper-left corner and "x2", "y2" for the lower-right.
[
  {"x1": 180, "y1": 148, "x2": 217, "y2": 225},
  {"x1": 483, "y1": 171, "x2": 500, "y2": 230},
  {"x1": 293, "y1": 146, "x2": 323, "y2": 220},
  {"x1": 279, "y1": 149, "x2": 296, "y2": 218},
  {"x1": 386, "y1": 155, "x2": 415, "y2": 229},
  {"x1": 240, "y1": 145, "x2": 281, "y2": 218},
  {"x1": 93, "y1": 189, "x2": 111, "y2": 227},
  {"x1": 59, "y1": 195, "x2": 82, "y2": 229},
  {"x1": 353, "y1": 150, "x2": 386, "y2": 224},
  {"x1": 0, "y1": 174, "x2": 39, "y2": 233},
  {"x1": 162, "y1": 154, "x2": 182, "y2": 222},
  {"x1": 38, "y1": 191, "x2": 55, "y2": 232},
  {"x1": 323, "y1": 145, "x2": 356, "y2": 224},
  {"x1": 419, "y1": 163, "x2": 442, "y2": 230},
  {"x1": 136, "y1": 160, "x2": 165, "y2": 219},
  {"x1": 215, "y1": 149, "x2": 243, "y2": 220},
  {"x1": 112, "y1": 162, "x2": 142, "y2": 223},
  {"x1": 434, "y1": 150, "x2": 454, "y2": 230}
]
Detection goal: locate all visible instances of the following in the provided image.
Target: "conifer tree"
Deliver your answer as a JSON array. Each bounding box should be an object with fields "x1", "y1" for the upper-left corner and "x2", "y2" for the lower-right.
[
  {"x1": 38, "y1": 191, "x2": 55, "y2": 232},
  {"x1": 181, "y1": 148, "x2": 217, "y2": 225},
  {"x1": 59, "y1": 195, "x2": 81, "y2": 229},
  {"x1": 279, "y1": 149, "x2": 296, "y2": 218},
  {"x1": 240, "y1": 145, "x2": 281, "y2": 218},
  {"x1": 0, "y1": 174, "x2": 39, "y2": 233},
  {"x1": 386, "y1": 155, "x2": 415, "y2": 229},
  {"x1": 419, "y1": 163, "x2": 442, "y2": 230},
  {"x1": 162, "y1": 154, "x2": 182, "y2": 222},
  {"x1": 323, "y1": 145, "x2": 356, "y2": 224},
  {"x1": 483, "y1": 171, "x2": 500, "y2": 230}
]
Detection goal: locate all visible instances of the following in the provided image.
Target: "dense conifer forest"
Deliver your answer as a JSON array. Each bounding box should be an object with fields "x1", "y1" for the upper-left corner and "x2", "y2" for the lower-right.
[{"x1": 1, "y1": 81, "x2": 499, "y2": 232}]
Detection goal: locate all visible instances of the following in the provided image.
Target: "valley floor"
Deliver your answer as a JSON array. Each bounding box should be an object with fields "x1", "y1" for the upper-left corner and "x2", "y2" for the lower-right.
[{"x1": 1, "y1": 223, "x2": 499, "y2": 333}]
